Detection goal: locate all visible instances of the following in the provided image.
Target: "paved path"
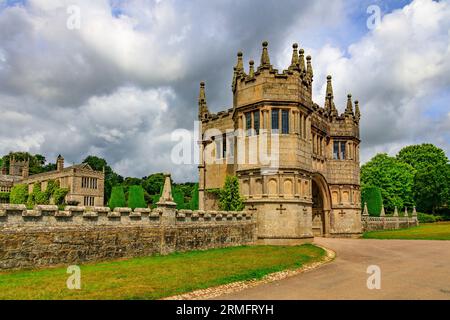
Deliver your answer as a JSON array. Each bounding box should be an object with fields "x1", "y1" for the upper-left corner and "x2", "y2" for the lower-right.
[{"x1": 218, "y1": 238, "x2": 450, "y2": 300}]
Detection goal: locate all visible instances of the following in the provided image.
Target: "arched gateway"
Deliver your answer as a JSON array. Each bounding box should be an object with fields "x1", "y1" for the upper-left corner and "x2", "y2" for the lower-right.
[{"x1": 312, "y1": 174, "x2": 332, "y2": 237}]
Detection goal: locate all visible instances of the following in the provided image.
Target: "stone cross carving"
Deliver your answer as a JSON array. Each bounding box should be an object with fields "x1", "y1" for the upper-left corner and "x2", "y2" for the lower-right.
[{"x1": 276, "y1": 204, "x2": 286, "y2": 214}]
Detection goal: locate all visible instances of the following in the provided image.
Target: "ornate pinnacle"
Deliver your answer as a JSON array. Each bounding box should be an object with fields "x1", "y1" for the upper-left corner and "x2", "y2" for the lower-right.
[
  {"x1": 354, "y1": 100, "x2": 361, "y2": 122},
  {"x1": 299, "y1": 48, "x2": 306, "y2": 74},
  {"x1": 259, "y1": 41, "x2": 271, "y2": 69},
  {"x1": 198, "y1": 82, "x2": 209, "y2": 120},
  {"x1": 306, "y1": 55, "x2": 313, "y2": 80},
  {"x1": 289, "y1": 43, "x2": 299, "y2": 70},
  {"x1": 345, "y1": 94, "x2": 354, "y2": 116},
  {"x1": 236, "y1": 51, "x2": 244, "y2": 73},
  {"x1": 248, "y1": 60, "x2": 255, "y2": 78}
]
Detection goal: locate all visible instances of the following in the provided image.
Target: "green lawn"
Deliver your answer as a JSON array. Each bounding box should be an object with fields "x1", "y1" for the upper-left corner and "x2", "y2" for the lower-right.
[
  {"x1": 0, "y1": 244, "x2": 325, "y2": 300},
  {"x1": 363, "y1": 222, "x2": 450, "y2": 240}
]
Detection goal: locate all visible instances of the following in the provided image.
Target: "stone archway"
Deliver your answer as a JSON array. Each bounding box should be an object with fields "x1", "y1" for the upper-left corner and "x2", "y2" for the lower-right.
[{"x1": 311, "y1": 174, "x2": 332, "y2": 237}]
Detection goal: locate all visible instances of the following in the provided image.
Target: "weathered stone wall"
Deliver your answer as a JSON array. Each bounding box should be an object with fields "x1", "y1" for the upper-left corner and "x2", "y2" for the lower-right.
[
  {"x1": 361, "y1": 215, "x2": 419, "y2": 232},
  {"x1": 0, "y1": 204, "x2": 256, "y2": 270}
]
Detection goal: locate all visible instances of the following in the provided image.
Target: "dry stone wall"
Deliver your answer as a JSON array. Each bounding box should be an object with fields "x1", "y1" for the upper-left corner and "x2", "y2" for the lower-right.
[{"x1": 0, "y1": 204, "x2": 256, "y2": 270}]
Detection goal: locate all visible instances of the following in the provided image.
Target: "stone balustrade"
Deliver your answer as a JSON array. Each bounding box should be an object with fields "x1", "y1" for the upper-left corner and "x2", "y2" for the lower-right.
[{"x1": 361, "y1": 206, "x2": 419, "y2": 231}]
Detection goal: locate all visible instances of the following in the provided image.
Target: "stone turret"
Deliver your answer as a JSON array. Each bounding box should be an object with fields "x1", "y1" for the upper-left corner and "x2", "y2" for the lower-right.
[
  {"x1": 198, "y1": 82, "x2": 210, "y2": 121},
  {"x1": 345, "y1": 94, "x2": 354, "y2": 117}
]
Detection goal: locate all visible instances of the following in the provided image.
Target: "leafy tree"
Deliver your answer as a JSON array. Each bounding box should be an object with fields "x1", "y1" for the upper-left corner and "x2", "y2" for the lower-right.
[
  {"x1": 2, "y1": 152, "x2": 55, "y2": 175},
  {"x1": 189, "y1": 183, "x2": 199, "y2": 210},
  {"x1": 172, "y1": 185, "x2": 187, "y2": 209},
  {"x1": 397, "y1": 144, "x2": 448, "y2": 172},
  {"x1": 142, "y1": 173, "x2": 165, "y2": 195},
  {"x1": 414, "y1": 164, "x2": 450, "y2": 213},
  {"x1": 108, "y1": 186, "x2": 126, "y2": 209},
  {"x1": 219, "y1": 176, "x2": 245, "y2": 211},
  {"x1": 361, "y1": 153, "x2": 415, "y2": 212},
  {"x1": 9, "y1": 184, "x2": 28, "y2": 204},
  {"x1": 361, "y1": 186, "x2": 383, "y2": 216},
  {"x1": 127, "y1": 185, "x2": 147, "y2": 209}
]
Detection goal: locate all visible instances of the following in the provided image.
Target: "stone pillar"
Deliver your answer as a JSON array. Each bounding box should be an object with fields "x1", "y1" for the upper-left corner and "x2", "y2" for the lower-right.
[{"x1": 157, "y1": 174, "x2": 177, "y2": 225}]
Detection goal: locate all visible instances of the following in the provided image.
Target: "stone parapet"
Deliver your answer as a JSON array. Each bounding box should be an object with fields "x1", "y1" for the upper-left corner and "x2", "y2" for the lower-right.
[{"x1": 0, "y1": 204, "x2": 253, "y2": 227}]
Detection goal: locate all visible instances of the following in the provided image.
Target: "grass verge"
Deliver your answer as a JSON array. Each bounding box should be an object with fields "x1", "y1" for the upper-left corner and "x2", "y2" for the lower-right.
[
  {"x1": 0, "y1": 244, "x2": 325, "y2": 300},
  {"x1": 363, "y1": 222, "x2": 450, "y2": 240}
]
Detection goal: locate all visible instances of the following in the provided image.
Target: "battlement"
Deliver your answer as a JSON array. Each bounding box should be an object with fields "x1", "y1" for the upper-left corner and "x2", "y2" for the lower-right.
[{"x1": 0, "y1": 204, "x2": 253, "y2": 227}]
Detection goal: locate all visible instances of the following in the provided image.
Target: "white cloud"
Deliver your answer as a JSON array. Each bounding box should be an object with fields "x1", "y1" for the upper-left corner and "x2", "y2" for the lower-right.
[{"x1": 0, "y1": 0, "x2": 448, "y2": 182}]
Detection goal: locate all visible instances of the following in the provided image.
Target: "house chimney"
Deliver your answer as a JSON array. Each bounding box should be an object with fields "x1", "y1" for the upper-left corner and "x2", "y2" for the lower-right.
[{"x1": 57, "y1": 155, "x2": 64, "y2": 171}]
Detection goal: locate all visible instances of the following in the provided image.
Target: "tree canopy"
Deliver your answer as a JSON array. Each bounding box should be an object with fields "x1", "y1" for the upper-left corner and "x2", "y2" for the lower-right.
[
  {"x1": 396, "y1": 144, "x2": 448, "y2": 172},
  {"x1": 361, "y1": 153, "x2": 415, "y2": 212}
]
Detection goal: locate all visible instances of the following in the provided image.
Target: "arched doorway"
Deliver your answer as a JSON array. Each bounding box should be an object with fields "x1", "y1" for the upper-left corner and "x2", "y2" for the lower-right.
[{"x1": 311, "y1": 174, "x2": 332, "y2": 237}]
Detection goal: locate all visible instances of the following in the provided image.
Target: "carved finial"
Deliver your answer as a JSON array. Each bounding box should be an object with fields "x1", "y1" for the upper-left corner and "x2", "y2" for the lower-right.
[
  {"x1": 393, "y1": 206, "x2": 399, "y2": 217},
  {"x1": 306, "y1": 55, "x2": 313, "y2": 79},
  {"x1": 345, "y1": 94, "x2": 354, "y2": 116},
  {"x1": 236, "y1": 51, "x2": 244, "y2": 73},
  {"x1": 157, "y1": 174, "x2": 176, "y2": 206},
  {"x1": 260, "y1": 41, "x2": 271, "y2": 69},
  {"x1": 299, "y1": 48, "x2": 306, "y2": 74},
  {"x1": 380, "y1": 204, "x2": 386, "y2": 217},
  {"x1": 248, "y1": 60, "x2": 255, "y2": 78},
  {"x1": 198, "y1": 82, "x2": 209, "y2": 121},
  {"x1": 325, "y1": 75, "x2": 337, "y2": 117},
  {"x1": 404, "y1": 207, "x2": 409, "y2": 217},
  {"x1": 289, "y1": 43, "x2": 299, "y2": 70},
  {"x1": 363, "y1": 202, "x2": 369, "y2": 216},
  {"x1": 412, "y1": 206, "x2": 417, "y2": 217},
  {"x1": 355, "y1": 100, "x2": 361, "y2": 122}
]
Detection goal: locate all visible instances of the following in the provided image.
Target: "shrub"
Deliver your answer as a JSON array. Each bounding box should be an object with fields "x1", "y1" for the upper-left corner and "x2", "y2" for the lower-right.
[
  {"x1": 109, "y1": 186, "x2": 126, "y2": 209},
  {"x1": 361, "y1": 186, "x2": 383, "y2": 216},
  {"x1": 127, "y1": 185, "x2": 147, "y2": 209},
  {"x1": 0, "y1": 192, "x2": 10, "y2": 203},
  {"x1": 53, "y1": 188, "x2": 69, "y2": 205},
  {"x1": 172, "y1": 185, "x2": 187, "y2": 210},
  {"x1": 417, "y1": 212, "x2": 443, "y2": 223},
  {"x1": 10, "y1": 184, "x2": 28, "y2": 204},
  {"x1": 189, "y1": 183, "x2": 199, "y2": 210},
  {"x1": 219, "y1": 176, "x2": 245, "y2": 211}
]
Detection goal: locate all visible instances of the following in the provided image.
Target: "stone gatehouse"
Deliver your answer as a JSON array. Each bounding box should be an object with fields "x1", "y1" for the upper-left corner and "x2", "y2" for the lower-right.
[{"x1": 198, "y1": 42, "x2": 362, "y2": 242}]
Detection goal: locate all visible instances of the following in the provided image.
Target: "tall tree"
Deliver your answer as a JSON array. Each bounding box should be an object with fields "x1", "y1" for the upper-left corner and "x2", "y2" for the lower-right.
[
  {"x1": 414, "y1": 164, "x2": 450, "y2": 213},
  {"x1": 396, "y1": 144, "x2": 448, "y2": 171},
  {"x1": 361, "y1": 153, "x2": 415, "y2": 212},
  {"x1": 219, "y1": 176, "x2": 245, "y2": 211}
]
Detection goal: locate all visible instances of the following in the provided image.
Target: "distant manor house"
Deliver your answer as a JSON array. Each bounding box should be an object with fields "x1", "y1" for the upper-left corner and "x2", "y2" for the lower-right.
[
  {"x1": 198, "y1": 42, "x2": 362, "y2": 241},
  {"x1": 0, "y1": 154, "x2": 104, "y2": 206}
]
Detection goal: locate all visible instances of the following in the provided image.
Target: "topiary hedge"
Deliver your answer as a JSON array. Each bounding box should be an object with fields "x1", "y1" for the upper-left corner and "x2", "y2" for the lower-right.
[
  {"x1": 361, "y1": 185, "x2": 383, "y2": 216},
  {"x1": 108, "y1": 186, "x2": 126, "y2": 209},
  {"x1": 127, "y1": 185, "x2": 147, "y2": 210}
]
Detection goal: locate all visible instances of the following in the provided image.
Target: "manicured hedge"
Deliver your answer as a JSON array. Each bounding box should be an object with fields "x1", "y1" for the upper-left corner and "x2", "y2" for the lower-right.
[
  {"x1": 127, "y1": 185, "x2": 147, "y2": 209},
  {"x1": 417, "y1": 212, "x2": 443, "y2": 223},
  {"x1": 108, "y1": 186, "x2": 126, "y2": 209},
  {"x1": 361, "y1": 185, "x2": 383, "y2": 216}
]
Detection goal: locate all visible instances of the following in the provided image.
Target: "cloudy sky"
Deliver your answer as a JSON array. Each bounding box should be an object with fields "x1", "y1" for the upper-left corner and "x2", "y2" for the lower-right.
[{"x1": 0, "y1": 0, "x2": 449, "y2": 182}]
